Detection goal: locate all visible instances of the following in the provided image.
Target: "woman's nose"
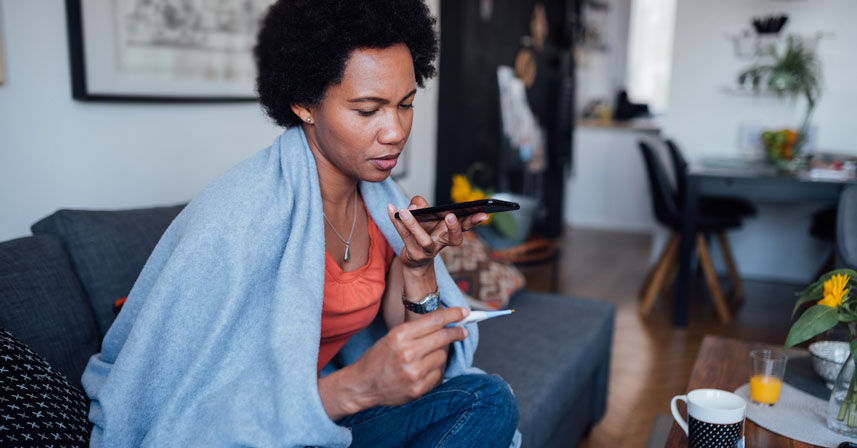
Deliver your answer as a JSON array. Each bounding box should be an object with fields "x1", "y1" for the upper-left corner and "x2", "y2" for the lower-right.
[{"x1": 378, "y1": 111, "x2": 407, "y2": 145}]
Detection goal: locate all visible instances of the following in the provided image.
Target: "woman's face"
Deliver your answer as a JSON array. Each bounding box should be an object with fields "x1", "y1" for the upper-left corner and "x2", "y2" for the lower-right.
[{"x1": 299, "y1": 43, "x2": 417, "y2": 184}]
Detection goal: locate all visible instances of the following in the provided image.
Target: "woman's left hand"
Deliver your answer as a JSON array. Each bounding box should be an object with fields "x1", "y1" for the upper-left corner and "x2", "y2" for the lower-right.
[{"x1": 387, "y1": 196, "x2": 488, "y2": 270}]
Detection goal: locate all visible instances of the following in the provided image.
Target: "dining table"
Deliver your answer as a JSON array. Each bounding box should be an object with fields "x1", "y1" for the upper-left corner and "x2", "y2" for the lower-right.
[{"x1": 672, "y1": 158, "x2": 857, "y2": 327}]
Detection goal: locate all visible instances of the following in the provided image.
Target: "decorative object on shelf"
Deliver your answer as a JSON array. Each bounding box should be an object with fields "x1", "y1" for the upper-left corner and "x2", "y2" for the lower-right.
[
  {"x1": 752, "y1": 14, "x2": 789, "y2": 35},
  {"x1": 66, "y1": 0, "x2": 274, "y2": 101},
  {"x1": 785, "y1": 270, "x2": 857, "y2": 436},
  {"x1": 577, "y1": 0, "x2": 609, "y2": 54},
  {"x1": 738, "y1": 36, "x2": 822, "y2": 169}
]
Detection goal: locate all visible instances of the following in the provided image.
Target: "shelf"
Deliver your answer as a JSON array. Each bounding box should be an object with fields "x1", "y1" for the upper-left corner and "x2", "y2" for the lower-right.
[
  {"x1": 726, "y1": 31, "x2": 835, "y2": 59},
  {"x1": 720, "y1": 86, "x2": 783, "y2": 97}
]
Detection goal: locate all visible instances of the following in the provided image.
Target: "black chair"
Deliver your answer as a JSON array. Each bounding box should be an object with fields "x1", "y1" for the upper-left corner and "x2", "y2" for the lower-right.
[
  {"x1": 665, "y1": 139, "x2": 757, "y2": 219},
  {"x1": 638, "y1": 141, "x2": 746, "y2": 323},
  {"x1": 836, "y1": 186, "x2": 857, "y2": 270}
]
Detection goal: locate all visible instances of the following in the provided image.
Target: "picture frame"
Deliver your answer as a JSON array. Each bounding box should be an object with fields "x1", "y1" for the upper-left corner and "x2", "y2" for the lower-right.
[{"x1": 65, "y1": 0, "x2": 275, "y2": 101}]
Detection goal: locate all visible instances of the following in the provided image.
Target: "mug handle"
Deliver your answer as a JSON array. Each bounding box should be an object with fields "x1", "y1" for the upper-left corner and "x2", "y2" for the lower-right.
[{"x1": 670, "y1": 395, "x2": 689, "y2": 435}]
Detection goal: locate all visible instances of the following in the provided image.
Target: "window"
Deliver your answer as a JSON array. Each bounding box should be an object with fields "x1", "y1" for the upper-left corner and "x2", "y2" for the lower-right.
[{"x1": 625, "y1": 0, "x2": 677, "y2": 113}]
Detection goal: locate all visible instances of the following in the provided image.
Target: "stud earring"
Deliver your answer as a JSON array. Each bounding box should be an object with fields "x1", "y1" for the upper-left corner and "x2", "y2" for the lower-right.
[{"x1": 306, "y1": 117, "x2": 312, "y2": 123}]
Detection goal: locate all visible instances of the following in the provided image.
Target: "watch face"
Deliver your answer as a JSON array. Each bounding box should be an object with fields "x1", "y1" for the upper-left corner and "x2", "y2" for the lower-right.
[{"x1": 424, "y1": 296, "x2": 439, "y2": 312}]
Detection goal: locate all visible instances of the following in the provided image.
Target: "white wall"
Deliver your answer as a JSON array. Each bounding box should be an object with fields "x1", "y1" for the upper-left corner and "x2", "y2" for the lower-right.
[
  {"x1": 665, "y1": 0, "x2": 857, "y2": 157},
  {"x1": 662, "y1": 0, "x2": 857, "y2": 282},
  {"x1": 0, "y1": 0, "x2": 439, "y2": 242}
]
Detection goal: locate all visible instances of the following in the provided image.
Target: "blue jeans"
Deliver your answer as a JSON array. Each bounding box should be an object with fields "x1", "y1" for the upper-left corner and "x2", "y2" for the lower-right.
[{"x1": 337, "y1": 374, "x2": 519, "y2": 448}]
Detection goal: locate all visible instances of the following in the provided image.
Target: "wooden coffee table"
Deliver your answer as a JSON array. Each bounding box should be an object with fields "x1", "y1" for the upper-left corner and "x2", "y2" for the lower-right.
[{"x1": 665, "y1": 336, "x2": 820, "y2": 448}]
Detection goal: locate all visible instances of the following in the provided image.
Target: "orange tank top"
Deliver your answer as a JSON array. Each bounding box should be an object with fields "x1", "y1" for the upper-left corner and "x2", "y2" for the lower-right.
[{"x1": 317, "y1": 213, "x2": 395, "y2": 374}]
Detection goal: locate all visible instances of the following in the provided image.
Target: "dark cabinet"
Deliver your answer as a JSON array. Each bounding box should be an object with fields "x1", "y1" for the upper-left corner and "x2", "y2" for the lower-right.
[{"x1": 435, "y1": 0, "x2": 577, "y2": 238}]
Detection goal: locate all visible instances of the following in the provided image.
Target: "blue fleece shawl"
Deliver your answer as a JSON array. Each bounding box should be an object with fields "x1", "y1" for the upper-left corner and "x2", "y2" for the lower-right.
[{"x1": 81, "y1": 127, "x2": 511, "y2": 447}]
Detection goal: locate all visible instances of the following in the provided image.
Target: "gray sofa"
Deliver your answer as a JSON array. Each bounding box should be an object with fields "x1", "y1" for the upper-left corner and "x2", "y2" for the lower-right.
[{"x1": 0, "y1": 205, "x2": 614, "y2": 447}]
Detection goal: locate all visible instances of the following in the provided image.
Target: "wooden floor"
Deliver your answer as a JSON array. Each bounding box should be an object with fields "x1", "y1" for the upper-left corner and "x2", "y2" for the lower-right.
[{"x1": 524, "y1": 227, "x2": 803, "y2": 448}]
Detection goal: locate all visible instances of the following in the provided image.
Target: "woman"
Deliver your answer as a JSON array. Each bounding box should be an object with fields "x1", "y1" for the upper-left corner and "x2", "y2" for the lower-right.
[{"x1": 81, "y1": 1, "x2": 519, "y2": 446}]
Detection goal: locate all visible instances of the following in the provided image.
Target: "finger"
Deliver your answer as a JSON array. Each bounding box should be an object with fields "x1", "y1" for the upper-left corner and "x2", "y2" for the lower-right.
[
  {"x1": 388, "y1": 204, "x2": 422, "y2": 248},
  {"x1": 412, "y1": 326, "x2": 469, "y2": 357},
  {"x1": 420, "y1": 348, "x2": 449, "y2": 371},
  {"x1": 409, "y1": 195, "x2": 430, "y2": 209},
  {"x1": 441, "y1": 213, "x2": 464, "y2": 246},
  {"x1": 430, "y1": 213, "x2": 463, "y2": 247},
  {"x1": 460, "y1": 213, "x2": 489, "y2": 232},
  {"x1": 397, "y1": 209, "x2": 434, "y2": 248},
  {"x1": 415, "y1": 351, "x2": 447, "y2": 382},
  {"x1": 399, "y1": 307, "x2": 470, "y2": 338},
  {"x1": 408, "y1": 360, "x2": 445, "y2": 399}
]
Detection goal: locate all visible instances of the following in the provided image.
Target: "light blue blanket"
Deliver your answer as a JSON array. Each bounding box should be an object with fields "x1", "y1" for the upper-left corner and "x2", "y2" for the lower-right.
[{"x1": 81, "y1": 127, "x2": 519, "y2": 447}]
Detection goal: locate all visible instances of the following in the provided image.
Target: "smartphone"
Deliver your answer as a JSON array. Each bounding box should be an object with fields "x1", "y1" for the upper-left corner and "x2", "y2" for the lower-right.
[{"x1": 394, "y1": 199, "x2": 520, "y2": 222}]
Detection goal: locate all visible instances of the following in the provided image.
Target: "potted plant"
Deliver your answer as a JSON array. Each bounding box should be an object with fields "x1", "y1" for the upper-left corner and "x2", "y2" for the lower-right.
[
  {"x1": 739, "y1": 36, "x2": 822, "y2": 168},
  {"x1": 786, "y1": 269, "x2": 857, "y2": 436}
]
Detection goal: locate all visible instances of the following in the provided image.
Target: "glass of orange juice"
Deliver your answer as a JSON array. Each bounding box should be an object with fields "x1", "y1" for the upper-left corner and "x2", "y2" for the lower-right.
[{"x1": 749, "y1": 349, "x2": 788, "y2": 406}]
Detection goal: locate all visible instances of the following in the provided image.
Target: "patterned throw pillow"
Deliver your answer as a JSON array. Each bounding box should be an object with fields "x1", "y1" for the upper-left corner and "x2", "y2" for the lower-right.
[
  {"x1": 0, "y1": 328, "x2": 90, "y2": 447},
  {"x1": 440, "y1": 232, "x2": 525, "y2": 310}
]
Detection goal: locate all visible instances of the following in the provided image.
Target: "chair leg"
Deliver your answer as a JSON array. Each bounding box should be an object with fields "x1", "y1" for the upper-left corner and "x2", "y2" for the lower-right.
[
  {"x1": 640, "y1": 234, "x2": 679, "y2": 316},
  {"x1": 715, "y1": 232, "x2": 745, "y2": 303},
  {"x1": 661, "y1": 257, "x2": 680, "y2": 302},
  {"x1": 696, "y1": 233, "x2": 732, "y2": 324}
]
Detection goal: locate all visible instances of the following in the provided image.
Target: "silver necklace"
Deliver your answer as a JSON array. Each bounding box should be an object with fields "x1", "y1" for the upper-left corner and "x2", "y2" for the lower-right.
[{"x1": 322, "y1": 189, "x2": 358, "y2": 262}]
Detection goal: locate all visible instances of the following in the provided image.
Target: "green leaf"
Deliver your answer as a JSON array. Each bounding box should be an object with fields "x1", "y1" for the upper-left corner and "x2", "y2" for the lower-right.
[
  {"x1": 793, "y1": 292, "x2": 823, "y2": 318},
  {"x1": 785, "y1": 305, "x2": 840, "y2": 348},
  {"x1": 492, "y1": 213, "x2": 518, "y2": 241}
]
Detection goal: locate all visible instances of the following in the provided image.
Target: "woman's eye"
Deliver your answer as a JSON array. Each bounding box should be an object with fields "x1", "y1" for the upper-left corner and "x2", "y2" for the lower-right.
[
  {"x1": 357, "y1": 109, "x2": 378, "y2": 117},
  {"x1": 400, "y1": 103, "x2": 415, "y2": 110}
]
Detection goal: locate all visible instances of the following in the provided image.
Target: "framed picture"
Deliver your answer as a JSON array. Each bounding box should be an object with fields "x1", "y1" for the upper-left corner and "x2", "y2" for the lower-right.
[{"x1": 66, "y1": 0, "x2": 275, "y2": 101}]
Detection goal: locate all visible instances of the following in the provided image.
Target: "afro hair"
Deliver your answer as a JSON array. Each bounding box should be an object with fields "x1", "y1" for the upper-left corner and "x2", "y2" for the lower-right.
[{"x1": 254, "y1": 0, "x2": 439, "y2": 128}]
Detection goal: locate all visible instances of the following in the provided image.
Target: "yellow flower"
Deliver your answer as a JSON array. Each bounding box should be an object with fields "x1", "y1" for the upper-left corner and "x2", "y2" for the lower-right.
[
  {"x1": 450, "y1": 174, "x2": 491, "y2": 224},
  {"x1": 451, "y1": 175, "x2": 472, "y2": 203},
  {"x1": 818, "y1": 274, "x2": 850, "y2": 308},
  {"x1": 466, "y1": 189, "x2": 487, "y2": 202}
]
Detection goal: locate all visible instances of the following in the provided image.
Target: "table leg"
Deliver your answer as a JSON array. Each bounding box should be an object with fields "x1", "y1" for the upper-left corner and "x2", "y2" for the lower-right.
[{"x1": 674, "y1": 175, "x2": 699, "y2": 327}]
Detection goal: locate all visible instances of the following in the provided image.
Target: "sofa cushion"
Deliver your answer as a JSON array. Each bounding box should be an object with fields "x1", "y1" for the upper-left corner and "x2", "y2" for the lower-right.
[
  {"x1": 0, "y1": 327, "x2": 90, "y2": 446},
  {"x1": 31, "y1": 205, "x2": 185, "y2": 336},
  {"x1": 0, "y1": 235, "x2": 100, "y2": 390},
  {"x1": 473, "y1": 292, "x2": 614, "y2": 448},
  {"x1": 440, "y1": 232, "x2": 525, "y2": 310}
]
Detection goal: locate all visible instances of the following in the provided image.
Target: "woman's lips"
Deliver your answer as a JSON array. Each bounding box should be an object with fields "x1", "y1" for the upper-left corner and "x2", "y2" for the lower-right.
[{"x1": 370, "y1": 154, "x2": 400, "y2": 171}]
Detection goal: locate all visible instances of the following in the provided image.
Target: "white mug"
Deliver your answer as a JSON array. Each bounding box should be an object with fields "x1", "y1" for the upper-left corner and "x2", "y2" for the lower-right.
[{"x1": 671, "y1": 389, "x2": 746, "y2": 448}]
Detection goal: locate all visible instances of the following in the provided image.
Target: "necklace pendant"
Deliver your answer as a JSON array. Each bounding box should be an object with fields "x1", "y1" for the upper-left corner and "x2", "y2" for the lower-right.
[{"x1": 343, "y1": 243, "x2": 350, "y2": 262}]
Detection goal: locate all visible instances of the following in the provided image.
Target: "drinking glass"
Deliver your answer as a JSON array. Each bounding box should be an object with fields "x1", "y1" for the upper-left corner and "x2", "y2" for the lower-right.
[{"x1": 749, "y1": 349, "x2": 788, "y2": 406}]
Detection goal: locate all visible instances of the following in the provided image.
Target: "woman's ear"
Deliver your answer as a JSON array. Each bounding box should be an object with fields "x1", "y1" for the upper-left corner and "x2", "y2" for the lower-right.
[{"x1": 291, "y1": 104, "x2": 314, "y2": 124}]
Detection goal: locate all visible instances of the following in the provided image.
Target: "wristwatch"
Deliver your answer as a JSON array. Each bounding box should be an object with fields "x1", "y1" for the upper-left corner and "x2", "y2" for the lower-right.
[{"x1": 402, "y1": 290, "x2": 440, "y2": 314}]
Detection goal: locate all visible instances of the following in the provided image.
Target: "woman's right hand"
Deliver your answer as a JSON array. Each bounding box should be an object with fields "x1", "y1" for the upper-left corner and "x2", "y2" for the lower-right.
[
  {"x1": 347, "y1": 307, "x2": 470, "y2": 410},
  {"x1": 318, "y1": 305, "x2": 470, "y2": 421}
]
